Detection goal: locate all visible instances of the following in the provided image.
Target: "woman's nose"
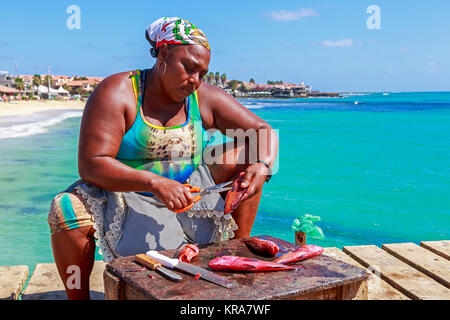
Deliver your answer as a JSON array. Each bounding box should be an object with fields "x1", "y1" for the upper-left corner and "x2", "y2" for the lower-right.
[{"x1": 188, "y1": 73, "x2": 201, "y2": 87}]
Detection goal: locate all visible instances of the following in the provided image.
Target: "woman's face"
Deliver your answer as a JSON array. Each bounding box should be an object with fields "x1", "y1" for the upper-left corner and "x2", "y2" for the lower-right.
[{"x1": 159, "y1": 44, "x2": 211, "y2": 102}]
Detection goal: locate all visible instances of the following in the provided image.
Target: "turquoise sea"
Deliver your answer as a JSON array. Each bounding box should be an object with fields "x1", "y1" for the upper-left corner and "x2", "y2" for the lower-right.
[{"x1": 0, "y1": 91, "x2": 449, "y2": 271}]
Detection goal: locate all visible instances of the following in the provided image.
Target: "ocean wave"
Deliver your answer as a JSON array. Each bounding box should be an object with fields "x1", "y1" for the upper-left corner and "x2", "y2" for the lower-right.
[
  {"x1": 241, "y1": 100, "x2": 340, "y2": 109},
  {"x1": 241, "y1": 103, "x2": 266, "y2": 109},
  {"x1": 0, "y1": 111, "x2": 82, "y2": 139},
  {"x1": 340, "y1": 93, "x2": 372, "y2": 97}
]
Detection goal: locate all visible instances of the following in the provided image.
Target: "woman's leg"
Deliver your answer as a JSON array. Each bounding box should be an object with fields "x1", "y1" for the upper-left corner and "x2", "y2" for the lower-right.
[
  {"x1": 48, "y1": 192, "x2": 97, "y2": 300},
  {"x1": 206, "y1": 140, "x2": 263, "y2": 238},
  {"x1": 51, "y1": 226, "x2": 96, "y2": 300}
]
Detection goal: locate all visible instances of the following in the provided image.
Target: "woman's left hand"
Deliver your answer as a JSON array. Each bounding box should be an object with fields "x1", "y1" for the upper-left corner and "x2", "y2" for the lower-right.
[{"x1": 238, "y1": 163, "x2": 270, "y2": 201}]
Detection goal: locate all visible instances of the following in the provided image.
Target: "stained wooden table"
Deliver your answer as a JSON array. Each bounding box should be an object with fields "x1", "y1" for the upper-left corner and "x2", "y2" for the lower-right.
[{"x1": 103, "y1": 235, "x2": 370, "y2": 300}]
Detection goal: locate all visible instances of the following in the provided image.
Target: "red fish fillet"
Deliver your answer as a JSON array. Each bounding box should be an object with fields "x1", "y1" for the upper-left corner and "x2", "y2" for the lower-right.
[
  {"x1": 274, "y1": 245, "x2": 324, "y2": 264},
  {"x1": 208, "y1": 255, "x2": 297, "y2": 272},
  {"x1": 176, "y1": 244, "x2": 199, "y2": 263},
  {"x1": 224, "y1": 173, "x2": 248, "y2": 214},
  {"x1": 242, "y1": 238, "x2": 280, "y2": 256}
]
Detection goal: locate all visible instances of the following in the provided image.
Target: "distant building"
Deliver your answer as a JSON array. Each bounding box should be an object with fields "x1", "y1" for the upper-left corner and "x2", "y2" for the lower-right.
[
  {"x1": 0, "y1": 84, "x2": 20, "y2": 97},
  {"x1": 51, "y1": 75, "x2": 74, "y2": 86},
  {"x1": 0, "y1": 73, "x2": 15, "y2": 88},
  {"x1": 37, "y1": 85, "x2": 70, "y2": 99},
  {"x1": 231, "y1": 81, "x2": 311, "y2": 98},
  {"x1": 58, "y1": 80, "x2": 92, "y2": 93}
]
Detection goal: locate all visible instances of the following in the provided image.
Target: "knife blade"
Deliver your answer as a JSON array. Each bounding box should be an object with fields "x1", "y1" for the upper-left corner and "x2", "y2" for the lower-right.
[
  {"x1": 135, "y1": 254, "x2": 182, "y2": 282},
  {"x1": 146, "y1": 250, "x2": 234, "y2": 289}
]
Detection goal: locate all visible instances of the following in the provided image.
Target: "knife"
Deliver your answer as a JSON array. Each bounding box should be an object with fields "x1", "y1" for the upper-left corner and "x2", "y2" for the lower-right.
[
  {"x1": 135, "y1": 254, "x2": 182, "y2": 282},
  {"x1": 146, "y1": 250, "x2": 234, "y2": 289}
]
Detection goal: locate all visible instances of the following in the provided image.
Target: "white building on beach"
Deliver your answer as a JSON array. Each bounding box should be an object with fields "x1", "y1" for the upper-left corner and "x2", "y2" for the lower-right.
[{"x1": 37, "y1": 85, "x2": 70, "y2": 99}]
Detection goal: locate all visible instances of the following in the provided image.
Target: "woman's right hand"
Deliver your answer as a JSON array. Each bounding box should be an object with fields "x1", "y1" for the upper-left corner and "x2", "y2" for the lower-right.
[{"x1": 150, "y1": 176, "x2": 195, "y2": 211}]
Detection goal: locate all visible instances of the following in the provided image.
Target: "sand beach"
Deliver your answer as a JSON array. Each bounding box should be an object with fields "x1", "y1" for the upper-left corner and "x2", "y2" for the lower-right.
[{"x1": 0, "y1": 100, "x2": 86, "y2": 117}]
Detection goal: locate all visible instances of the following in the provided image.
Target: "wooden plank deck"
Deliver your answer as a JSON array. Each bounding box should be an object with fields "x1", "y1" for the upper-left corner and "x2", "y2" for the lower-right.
[
  {"x1": 0, "y1": 265, "x2": 29, "y2": 300},
  {"x1": 323, "y1": 248, "x2": 409, "y2": 300},
  {"x1": 420, "y1": 240, "x2": 450, "y2": 260},
  {"x1": 21, "y1": 261, "x2": 105, "y2": 300},
  {"x1": 3, "y1": 240, "x2": 449, "y2": 300},
  {"x1": 343, "y1": 244, "x2": 450, "y2": 300},
  {"x1": 382, "y1": 243, "x2": 450, "y2": 288}
]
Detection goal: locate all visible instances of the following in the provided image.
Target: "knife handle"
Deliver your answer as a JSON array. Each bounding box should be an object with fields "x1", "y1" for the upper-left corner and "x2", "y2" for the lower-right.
[
  {"x1": 135, "y1": 254, "x2": 161, "y2": 271},
  {"x1": 146, "y1": 250, "x2": 178, "y2": 269}
]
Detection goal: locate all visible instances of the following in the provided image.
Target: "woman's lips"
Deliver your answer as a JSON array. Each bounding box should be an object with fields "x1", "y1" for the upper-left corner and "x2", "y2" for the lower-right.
[{"x1": 182, "y1": 88, "x2": 194, "y2": 95}]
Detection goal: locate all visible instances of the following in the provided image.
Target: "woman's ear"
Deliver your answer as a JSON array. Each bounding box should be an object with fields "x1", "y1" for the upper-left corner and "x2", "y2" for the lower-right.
[{"x1": 158, "y1": 43, "x2": 169, "y2": 60}]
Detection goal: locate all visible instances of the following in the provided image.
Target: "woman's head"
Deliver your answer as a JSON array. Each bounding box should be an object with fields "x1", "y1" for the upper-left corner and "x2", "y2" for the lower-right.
[
  {"x1": 146, "y1": 17, "x2": 211, "y2": 101},
  {"x1": 146, "y1": 17, "x2": 210, "y2": 58}
]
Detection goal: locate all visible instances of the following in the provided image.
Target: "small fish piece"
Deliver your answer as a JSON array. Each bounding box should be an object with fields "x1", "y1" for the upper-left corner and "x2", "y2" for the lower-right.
[
  {"x1": 224, "y1": 173, "x2": 248, "y2": 214},
  {"x1": 176, "y1": 244, "x2": 199, "y2": 263},
  {"x1": 242, "y1": 237, "x2": 280, "y2": 257},
  {"x1": 274, "y1": 245, "x2": 324, "y2": 264},
  {"x1": 208, "y1": 255, "x2": 297, "y2": 272}
]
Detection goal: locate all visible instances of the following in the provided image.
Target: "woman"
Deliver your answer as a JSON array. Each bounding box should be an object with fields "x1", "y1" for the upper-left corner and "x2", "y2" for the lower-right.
[{"x1": 48, "y1": 17, "x2": 278, "y2": 299}]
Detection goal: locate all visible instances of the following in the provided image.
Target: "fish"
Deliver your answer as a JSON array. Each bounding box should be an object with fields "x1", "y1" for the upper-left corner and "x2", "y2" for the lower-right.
[
  {"x1": 273, "y1": 245, "x2": 324, "y2": 264},
  {"x1": 224, "y1": 173, "x2": 248, "y2": 214},
  {"x1": 242, "y1": 237, "x2": 280, "y2": 257},
  {"x1": 208, "y1": 255, "x2": 297, "y2": 272},
  {"x1": 176, "y1": 244, "x2": 199, "y2": 263}
]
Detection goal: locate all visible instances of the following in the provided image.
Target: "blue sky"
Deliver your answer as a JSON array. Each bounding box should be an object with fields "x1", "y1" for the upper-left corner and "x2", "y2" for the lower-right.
[{"x1": 0, "y1": 0, "x2": 449, "y2": 92}]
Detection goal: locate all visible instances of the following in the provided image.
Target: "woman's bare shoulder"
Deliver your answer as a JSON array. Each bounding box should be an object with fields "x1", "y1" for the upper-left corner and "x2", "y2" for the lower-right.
[
  {"x1": 88, "y1": 72, "x2": 135, "y2": 108},
  {"x1": 83, "y1": 71, "x2": 137, "y2": 123},
  {"x1": 197, "y1": 82, "x2": 229, "y2": 103}
]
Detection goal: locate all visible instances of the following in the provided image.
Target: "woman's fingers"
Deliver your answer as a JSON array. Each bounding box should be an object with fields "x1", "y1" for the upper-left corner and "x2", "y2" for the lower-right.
[
  {"x1": 172, "y1": 198, "x2": 183, "y2": 210},
  {"x1": 166, "y1": 200, "x2": 175, "y2": 211},
  {"x1": 154, "y1": 179, "x2": 199, "y2": 211},
  {"x1": 241, "y1": 184, "x2": 255, "y2": 201},
  {"x1": 183, "y1": 188, "x2": 194, "y2": 203},
  {"x1": 240, "y1": 171, "x2": 252, "y2": 188},
  {"x1": 178, "y1": 191, "x2": 191, "y2": 208}
]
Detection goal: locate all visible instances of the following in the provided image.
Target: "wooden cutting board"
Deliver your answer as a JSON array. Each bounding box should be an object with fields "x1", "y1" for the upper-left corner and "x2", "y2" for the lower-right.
[{"x1": 105, "y1": 235, "x2": 369, "y2": 300}]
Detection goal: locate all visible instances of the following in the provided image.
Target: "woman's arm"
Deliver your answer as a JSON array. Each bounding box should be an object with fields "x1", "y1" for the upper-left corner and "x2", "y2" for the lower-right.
[
  {"x1": 78, "y1": 73, "x2": 193, "y2": 210},
  {"x1": 198, "y1": 83, "x2": 279, "y2": 199}
]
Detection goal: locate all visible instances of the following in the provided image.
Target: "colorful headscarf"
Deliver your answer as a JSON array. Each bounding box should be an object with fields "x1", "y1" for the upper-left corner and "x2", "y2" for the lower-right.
[{"x1": 146, "y1": 17, "x2": 210, "y2": 57}]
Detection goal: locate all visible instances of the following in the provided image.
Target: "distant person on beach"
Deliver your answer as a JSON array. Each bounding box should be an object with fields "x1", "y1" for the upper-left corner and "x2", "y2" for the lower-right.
[{"x1": 47, "y1": 17, "x2": 278, "y2": 300}]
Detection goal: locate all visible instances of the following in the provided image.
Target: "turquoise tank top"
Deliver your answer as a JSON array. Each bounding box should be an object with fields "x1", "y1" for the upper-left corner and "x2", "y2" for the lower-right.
[{"x1": 116, "y1": 69, "x2": 206, "y2": 184}]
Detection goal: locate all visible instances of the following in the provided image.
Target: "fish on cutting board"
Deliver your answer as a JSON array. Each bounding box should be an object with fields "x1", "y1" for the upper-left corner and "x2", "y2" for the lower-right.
[
  {"x1": 274, "y1": 245, "x2": 324, "y2": 264},
  {"x1": 208, "y1": 255, "x2": 298, "y2": 272},
  {"x1": 241, "y1": 237, "x2": 280, "y2": 257},
  {"x1": 176, "y1": 244, "x2": 199, "y2": 263}
]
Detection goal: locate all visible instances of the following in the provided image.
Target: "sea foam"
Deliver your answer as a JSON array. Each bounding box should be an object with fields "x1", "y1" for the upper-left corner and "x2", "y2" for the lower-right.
[{"x1": 0, "y1": 111, "x2": 82, "y2": 139}]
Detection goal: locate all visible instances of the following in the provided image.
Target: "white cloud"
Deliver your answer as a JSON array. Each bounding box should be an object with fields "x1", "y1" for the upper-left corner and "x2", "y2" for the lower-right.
[
  {"x1": 321, "y1": 38, "x2": 354, "y2": 47},
  {"x1": 267, "y1": 8, "x2": 318, "y2": 21}
]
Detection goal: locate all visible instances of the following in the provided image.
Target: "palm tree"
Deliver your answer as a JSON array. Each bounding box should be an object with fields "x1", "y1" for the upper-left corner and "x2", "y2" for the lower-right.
[
  {"x1": 44, "y1": 75, "x2": 52, "y2": 87},
  {"x1": 228, "y1": 80, "x2": 240, "y2": 91},
  {"x1": 14, "y1": 77, "x2": 25, "y2": 96},
  {"x1": 44, "y1": 75, "x2": 53, "y2": 99},
  {"x1": 32, "y1": 74, "x2": 42, "y2": 97},
  {"x1": 221, "y1": 73, "x2": 227, "y2": 86},
  {"x1": 207, "y1": 72, "x2": 215, "y2": 85},
  {"x1": 215, "y1": 72, "x2": 221, "y2": 86}
]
